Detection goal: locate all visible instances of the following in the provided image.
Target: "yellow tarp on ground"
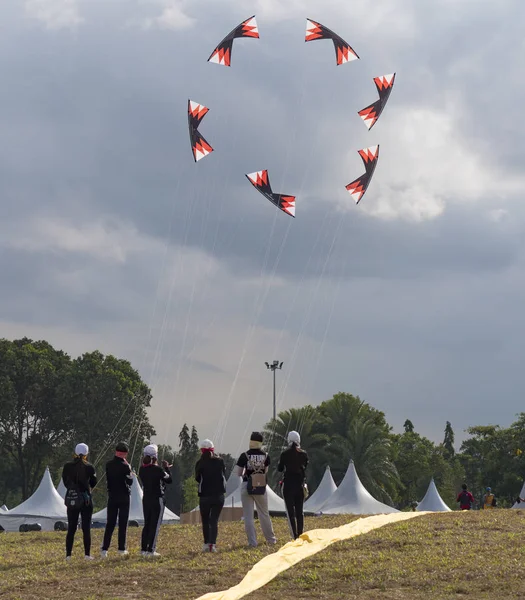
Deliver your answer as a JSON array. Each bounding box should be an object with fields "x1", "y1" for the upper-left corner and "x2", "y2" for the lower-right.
[{"x1": 195, "y1": 511, "x2": 429, "y2": 600}]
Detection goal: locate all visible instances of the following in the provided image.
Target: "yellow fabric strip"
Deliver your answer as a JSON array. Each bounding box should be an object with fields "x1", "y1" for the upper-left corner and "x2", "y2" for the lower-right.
[{"x1": 195, "y1": 511, "x2": 430, "y2": 600}]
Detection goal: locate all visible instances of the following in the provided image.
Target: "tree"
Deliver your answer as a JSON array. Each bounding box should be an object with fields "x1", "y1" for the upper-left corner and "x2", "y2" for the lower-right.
[
  {"x1": 182, "y1": 476, "x2": 199, "y2": 513},
  {"x1": 0, "y1": 338, "x2": 72, "y2": 500},
  {"x1": 404, "y1": 419, "x2": 415, "y2": 433},
  {"x1": 443, "y1": 421, "x2": 455, "y2": 460}
]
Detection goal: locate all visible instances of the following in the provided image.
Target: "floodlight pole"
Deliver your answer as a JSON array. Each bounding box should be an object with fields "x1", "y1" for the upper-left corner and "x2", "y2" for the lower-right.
[{"x1": 265, "y1": 360, "x2": 283, "y2": 421}]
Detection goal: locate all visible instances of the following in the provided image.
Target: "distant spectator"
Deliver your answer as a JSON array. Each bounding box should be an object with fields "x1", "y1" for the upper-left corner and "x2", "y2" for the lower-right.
[
  {"x1": 62, "y1": 443, "x2": 97, "y2": 560},
  {"x1": 482, "y1": 487, "x2": 497, "y2": 509},
  {"x1": 456, "y1": 483, "x2": 475, "y2": 510}
]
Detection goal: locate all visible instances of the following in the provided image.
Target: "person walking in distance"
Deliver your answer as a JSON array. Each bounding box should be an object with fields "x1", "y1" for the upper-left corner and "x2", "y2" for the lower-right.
[
  {"x1": 234, "y1": 432, "x2": 277, "y2": 548},
  {"x1": 138, "y1": 444, "x2": 172, "y2": 557},
  {"x1": 62, "y1": 443, "x2": 97, "y2": 561},
  {"x1": 456, "y1": 483, "x2": 475, "y2": 510},
  {"x1": 100, "y1": 442, "x2": 133, "y2": 557},
  {"x1": 195, "y1": 439, "x2": 226, "y2": 552},
  {"x1": 278, "y1": 431, "x2": 308, "y2": 540}
]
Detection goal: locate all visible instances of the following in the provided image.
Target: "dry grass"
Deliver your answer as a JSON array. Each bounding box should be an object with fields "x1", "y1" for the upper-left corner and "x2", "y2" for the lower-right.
[
  {"x1": 0, "y1": 515, "x2": 356, "y2": 600},
  {"x1": 246, "y1": 510, "x2": 525, "y2": 599},
  {"x1": 2, "y1": 511, "x2": 525, "y2": 599}
]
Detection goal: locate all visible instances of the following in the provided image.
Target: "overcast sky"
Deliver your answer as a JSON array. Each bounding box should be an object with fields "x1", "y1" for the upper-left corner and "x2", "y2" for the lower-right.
[{"x1": 1, "y1": 0, "x2": 525, "y2": 457}]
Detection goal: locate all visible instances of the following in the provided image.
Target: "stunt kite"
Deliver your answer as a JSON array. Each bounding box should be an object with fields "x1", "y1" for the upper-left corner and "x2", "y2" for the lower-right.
[
  {"x1": 345, "y1": 146, "x2": 379, "y2": 204},
  {"x1": 358, "y1": 74, "x2": 396, "y2": 130},
  {"x1": 305, "y1": 18, "x2": 359, "y2": 65},
  {"x1": 188, "y1": 100, "x2": 213, "y2": 162},
  {"x1": 246, "y1": 170, "x2": 296, "y2": 218},
  {"x1": 208, "y1": 16, "x2": 259, "y2": 67}
]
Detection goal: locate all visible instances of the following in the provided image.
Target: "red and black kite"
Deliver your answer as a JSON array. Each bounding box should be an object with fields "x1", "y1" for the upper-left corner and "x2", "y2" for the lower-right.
[
  {"x1": 246, "y1": 170, "x2": 296, "y2": 218},
  {"x1": 345, "y1": 146, "x2": 379, "y2": 204},
  {"x1": 305, "y1": 18, "x2": 359, "y2": 65},
  {"x1": 358, "y1": 74, "x2": 396, "y2": 130},
  {"x1": 208, "y1": 16, "x2": 259, "y2": 67},
  {"x1": 188, "y1": 100, "x2": 213, "y2": 162}
]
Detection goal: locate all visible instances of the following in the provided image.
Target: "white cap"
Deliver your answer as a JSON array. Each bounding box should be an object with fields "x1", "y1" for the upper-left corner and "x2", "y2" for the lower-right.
[
  {"x1": 200, "y1": 439, "x2": 214, "y2": 449},
  {"x1": 75, "y1": 443, "x2": 89, "y2": 456},
  {"x1": 287, "y1": 431, "x2": 300, "y2": 445},
  {"x1": 143, "y1": 444, "x2": 158, "y2": 457}
]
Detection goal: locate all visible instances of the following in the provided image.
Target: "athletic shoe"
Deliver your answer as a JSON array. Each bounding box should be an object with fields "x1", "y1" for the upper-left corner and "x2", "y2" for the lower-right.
[
  {"x1": 84, "y1": 555, "x2": 94, "y2": 560},
  {"x1": 202, "y1": 543, "x2": 210, "y2": 552},
  {"x1": 148, "y1": 551, "x2": 161, "y2": 558},
  {"x1": 100, "y1": 550, "x2": 108, "y2": 558},
  {"x1": 210, "y1": 544, "x2": 217, "y2": 553},
  {"x1": 118, "y1": 550, "x2": 129, "y2": 556}
]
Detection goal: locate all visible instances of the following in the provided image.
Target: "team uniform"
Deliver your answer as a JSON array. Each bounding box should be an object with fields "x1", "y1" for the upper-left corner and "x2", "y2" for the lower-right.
[
  {"x1": 195, "y1": 452, "x2": 226, "y2": 551},
  {"x1": 138, "y1": 462, "x2": 172, "y2": 554},
  {"x1": 278, "y1": 444, "x2": 308, "y2": 539},
  {"x1": 101, "y1": 454, "x2": 133, "y2": 553}
]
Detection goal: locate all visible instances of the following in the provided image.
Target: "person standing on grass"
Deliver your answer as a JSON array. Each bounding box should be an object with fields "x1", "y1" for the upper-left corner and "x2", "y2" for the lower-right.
[
  {"x1": 62, "y1": 443, "x2": 97, "y2": 561},
  {"x1": 482, "y1": 487, "x2": 497, "y2": 509},
  {"x1": 234, "y1": 432, "x2": 277, "y2": 548},
  {"x1": 100, "y1": 441, "x2": 133, "y2": 558},
  {"x1": 278, "y1": 431, "x2": 309, "y2": 540},
  {"x1": 195, "y1": 438, "x2": 226, "y2": 553},
  {"x1": 138, "y1": 444, "x2": 172, "y2": 557},
  {"x1": 456, "y1": 483, "x2": 475, "y2": 510}
]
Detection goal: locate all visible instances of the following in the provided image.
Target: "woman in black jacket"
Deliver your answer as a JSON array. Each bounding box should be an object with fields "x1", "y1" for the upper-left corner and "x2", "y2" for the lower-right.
[
  {"x1": 62, "y1": 442, "x2": 97, "y2": 560},
  {"x1": 195, "y1": 439, "x2": 226, "y2": 552},
  {"x1": 278, "y1": 431, "x2": 308, "y2": 540},
  {"x1": 138, "y1": 444, "x2": 172, "y2": 557}
]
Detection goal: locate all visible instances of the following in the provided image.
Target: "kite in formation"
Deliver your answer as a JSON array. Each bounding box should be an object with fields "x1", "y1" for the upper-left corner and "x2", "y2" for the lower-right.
[
  {"x1": 345, "y1": 146, "x2": 379, "y2": 204},
  {"x1": 245, "y1": 170, "x2": 296, "y2": 218},
  {"x1": 208, "y1": 16, "x2": 259, "y2": 67},
  {"x1": 305, "y1": 18, "x2": 359, "y2": 65},
  {"x1": 358, "y1": 74, "x2": 396, "y2": 130},
  {"x1": 187, "y1": 100, "x2": 213, "y2": 162}
]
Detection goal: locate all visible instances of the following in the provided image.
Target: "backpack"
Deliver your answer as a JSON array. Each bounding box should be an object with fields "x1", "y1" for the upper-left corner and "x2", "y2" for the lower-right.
[
  {"x1": 245, "y1": 452, "x2": 267, "y2": 495},
  {"x1": 459, "y1": 490, "x2": 472, "y2": 506}
]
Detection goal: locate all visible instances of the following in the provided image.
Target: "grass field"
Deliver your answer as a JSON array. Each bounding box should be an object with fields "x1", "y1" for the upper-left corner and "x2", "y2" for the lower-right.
[{"x1": 1, "y1": 511, "x2": 525, "y2": 599}]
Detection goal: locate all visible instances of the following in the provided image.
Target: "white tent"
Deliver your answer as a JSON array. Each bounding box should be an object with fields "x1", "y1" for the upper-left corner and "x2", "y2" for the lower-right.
[
  {"x1": 416, "y1": 478, "x2": 451, "y2": 512},
  {"x1": 56, "y1": 479, "x2": 67, "y2": 499},
  {"x1": 0, "y1": 467, "x2": 67, "y2": 531},
  {"x1": 318, "y1": 460, "x2": 399, "y2": 515},
  {"x1": 225, "y1": 470, "x2": 242, "y2": 497},
  {"x1": 512, "y1": 481, "x2": 525, "y2": 508},
  {"x1": 92, "y1": 473, "x2": 179, "y2": 524},
  {"x1": 0, "y1": 505, "x2": 8, "y2": 513},
  {"x1": 304, "y1": 466, "x2": 338, "y2": 513},
  {"x1": 223, "y1": 482, "x2": 286, "y2": 513}
]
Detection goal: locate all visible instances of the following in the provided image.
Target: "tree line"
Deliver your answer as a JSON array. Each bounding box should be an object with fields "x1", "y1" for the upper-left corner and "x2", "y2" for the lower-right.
[{"x1": 1, "y1": 337, "x2": 524, "y2": 512}]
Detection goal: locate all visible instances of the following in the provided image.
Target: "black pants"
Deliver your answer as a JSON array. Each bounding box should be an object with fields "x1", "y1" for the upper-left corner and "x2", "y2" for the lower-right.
[
  {"x1": 66, "y1": 504, "x2": 93, "y2": 556},
  {"x1": 102, "y1": 497, "x2": 130, "y2": 551},
  {"x1": 283, "y1": 481, "x2": 304, "y2": 539},
  {"x1": 199, "y1": 494, "x2": 225, "y2": 545},
  {"x1": 141, "y1": 496, "x2": 165, "y2": 553}
]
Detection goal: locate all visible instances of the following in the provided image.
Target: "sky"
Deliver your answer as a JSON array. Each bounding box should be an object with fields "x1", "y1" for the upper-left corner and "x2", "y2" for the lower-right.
[{"x1": 1, "y1": 0, "x2": 525, "y2": 458}]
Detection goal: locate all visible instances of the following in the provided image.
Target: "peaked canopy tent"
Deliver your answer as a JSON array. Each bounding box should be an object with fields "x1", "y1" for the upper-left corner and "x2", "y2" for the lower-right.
[
  {"x1": 0, "y1": 467, "x2": 67, "y2": 531},
  {"x1": 416, "y1": 478, "x2": 451, "y2": 512},
  {"x1": 0, "y1": 505, "x2": 8, "y2": 513},
  {"x1": 225, "y1": 470, "x2": 242, "y2": 497},
  {"x1": 56, "y1": 479, "x2": 67, "y2": 499},
  {"x1": 512, "y1": 481, "x2": 525, "y2": 508},
  {"x1": 318, "y1": 460, "x2": 399, "y2": 515},
  {"x1": 304, "y1": 466, "x2": 338, "y2": 513},
  {"x1": 92, "y1": 473, "x2": 179, "y2": 525},
  {"x1": 223, "y1": 482, "x2": 286, "y2": 514}
]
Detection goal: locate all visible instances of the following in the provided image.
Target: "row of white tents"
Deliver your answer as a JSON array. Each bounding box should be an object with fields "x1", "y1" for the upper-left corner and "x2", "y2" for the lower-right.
[
  {"x1": 0, "y1": 467, "x2": 180, "y2": 532},
  {"x1": 3, "y1": 459, "x2": 525, "y2": 532}
]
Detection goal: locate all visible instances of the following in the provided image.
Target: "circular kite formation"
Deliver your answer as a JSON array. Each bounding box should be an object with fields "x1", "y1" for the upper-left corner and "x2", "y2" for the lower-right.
[{"x1": 187, "y1": 16, "x2": 396, "y2": 219}]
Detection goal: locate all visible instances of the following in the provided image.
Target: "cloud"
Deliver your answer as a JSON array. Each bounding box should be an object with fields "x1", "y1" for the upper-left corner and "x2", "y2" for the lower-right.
[
  {"x1": 140, "y1": 0, "x2": 195, "y2": 31},
  {"x1": 24, "y1": 0, "x2": 83, "y2": 30}
]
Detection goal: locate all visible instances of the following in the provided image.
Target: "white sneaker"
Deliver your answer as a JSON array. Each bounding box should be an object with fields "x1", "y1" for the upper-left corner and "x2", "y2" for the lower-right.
[
  {"x1": 118, "y1": 550, "x2": 129, "y2": 556},
  {"x1": 66, "y1": 556, "x2": 72, "y2": 562},
  {"x1": 202, "y1": 543, "x2": 210, "y2": 552},
  {"x1": 100, "y1": 550, "x2": 108, "y2": 558},
  {"x1": 84, "y1": 555, "x2": 94, "y2": 560},
  {"x1": 210, "y1": 544, "x2": 217, "y2": 553},
  {"x1": 140, "y1": 551, "x2": 148, "y2": 557},
  {"x1": 148, "y1": 551, "x2": 161, "y2": 558}
]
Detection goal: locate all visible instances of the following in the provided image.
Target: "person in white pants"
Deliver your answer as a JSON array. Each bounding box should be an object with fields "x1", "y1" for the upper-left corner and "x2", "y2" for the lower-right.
[{"x1": 234, "y1": 432, "x2": 277, "y2": 547}]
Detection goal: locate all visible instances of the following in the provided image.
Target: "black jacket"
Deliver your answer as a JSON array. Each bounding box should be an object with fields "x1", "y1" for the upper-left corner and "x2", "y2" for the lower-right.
[
  {"x1": 195, "y1": 455, "x2": 226, "y2": 497},
  {"x1": 62, "y1": 458, "x2": 97, "y2": 494},
  {"x1": 278, "y1": 445, "x2": 308, "y2": 482},
  {"x1": 139, "y1": 464, "x2": 172, "y2": 499},
  {"x1": 106, "y1": 456, "x2": 133, "y2": 501}
]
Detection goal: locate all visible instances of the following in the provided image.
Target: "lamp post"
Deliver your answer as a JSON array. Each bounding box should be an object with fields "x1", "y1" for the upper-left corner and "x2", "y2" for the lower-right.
[{"x1": 265, "y1": 360, "x2": 283, "y2": 421}]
